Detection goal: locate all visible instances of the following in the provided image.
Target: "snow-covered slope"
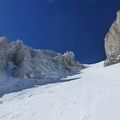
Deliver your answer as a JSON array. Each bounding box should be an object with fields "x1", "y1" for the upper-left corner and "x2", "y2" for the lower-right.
[{"x1": 0, "y1": 62, "x2": 120, "y2": 120}]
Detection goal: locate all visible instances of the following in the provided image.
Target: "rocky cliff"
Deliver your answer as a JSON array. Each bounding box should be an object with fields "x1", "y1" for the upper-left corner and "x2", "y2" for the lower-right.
[
  {"x1": 0, "y1": 37, "x2": 82, "y2": 79},
  {"x1": 104, "y1": 11, "x2": 120, "y2": 66}
]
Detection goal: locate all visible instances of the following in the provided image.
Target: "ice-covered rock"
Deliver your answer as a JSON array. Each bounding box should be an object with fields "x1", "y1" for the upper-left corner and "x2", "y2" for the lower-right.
[
  {"x1": 13, "y1": 51, "x2": 81, "y2": 79},
  {"x1": 0, "y1": 37, "x2": 82, "y2": 79},
  {"x1": 7, "y1": 40, "x2": 32, "y2": 65},
  {"x1": 104, "y1": 11, "x2": 120, "y2": 66}
]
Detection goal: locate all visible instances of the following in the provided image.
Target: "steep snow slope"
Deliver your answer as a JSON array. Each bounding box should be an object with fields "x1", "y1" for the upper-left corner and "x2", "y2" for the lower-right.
[{"x1": 0, "y1": 62, "x2": 120, "y2": 120}]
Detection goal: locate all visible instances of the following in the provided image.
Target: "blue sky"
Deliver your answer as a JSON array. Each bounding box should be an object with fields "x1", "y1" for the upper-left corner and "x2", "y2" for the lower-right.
[{"x1": 0, "y1": 0, "x2": 120, "y2": 63}]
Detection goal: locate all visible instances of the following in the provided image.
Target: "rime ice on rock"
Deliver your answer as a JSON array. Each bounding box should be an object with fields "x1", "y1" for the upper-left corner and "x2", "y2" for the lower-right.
[{"x1": 0, "y1": 36, "x2": 82, "y2": 79}]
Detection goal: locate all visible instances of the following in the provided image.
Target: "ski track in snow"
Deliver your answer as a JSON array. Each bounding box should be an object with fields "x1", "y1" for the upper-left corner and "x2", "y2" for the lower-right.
[{"x1": 0, "y1": 62, "x2": 120, "y2": 120}]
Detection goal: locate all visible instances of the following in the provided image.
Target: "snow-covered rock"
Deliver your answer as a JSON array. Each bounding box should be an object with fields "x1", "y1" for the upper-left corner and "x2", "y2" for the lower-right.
[
  {"x1": 7, "y1": 40, "x2": 32, "y2": 65},
  {"x1": 12, "y1": 51, "x2": 81, "y2": 79},
  {"x1": 0, "y1": 37, "x2": 82, "y2": 79}
]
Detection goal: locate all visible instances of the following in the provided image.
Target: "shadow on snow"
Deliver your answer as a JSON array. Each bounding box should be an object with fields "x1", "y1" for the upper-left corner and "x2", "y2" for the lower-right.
[{"x1": 0, "y1": 73, "x2": 81, "y2": 98}]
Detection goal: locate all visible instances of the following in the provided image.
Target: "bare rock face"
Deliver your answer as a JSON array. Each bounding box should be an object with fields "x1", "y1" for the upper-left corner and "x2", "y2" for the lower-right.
[
  {"x1": 0, "y1": 36, "x2": 82, "y2": 79},
  {"x1": 104, "y1": 11, "x2": 120, "y2": 66},
  {"x1": 0, "y1": 37, "x2": 8, "y2": 72}
]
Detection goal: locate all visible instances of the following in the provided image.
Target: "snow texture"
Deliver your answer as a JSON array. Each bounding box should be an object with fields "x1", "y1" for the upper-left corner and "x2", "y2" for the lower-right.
[{"x1": 0, "y1": 62, "x2": 120, "y2": 120}]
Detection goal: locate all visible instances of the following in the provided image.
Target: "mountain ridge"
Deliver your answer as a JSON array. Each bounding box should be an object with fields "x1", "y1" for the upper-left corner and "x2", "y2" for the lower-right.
[{"x1": 0, "y1": 36, "x2": 82, "y2": 79}]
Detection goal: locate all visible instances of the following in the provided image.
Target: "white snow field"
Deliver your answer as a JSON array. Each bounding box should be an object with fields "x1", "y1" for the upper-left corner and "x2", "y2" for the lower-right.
[{"x1": 0, "y1": 61, "x2": 120, "y2": 120}]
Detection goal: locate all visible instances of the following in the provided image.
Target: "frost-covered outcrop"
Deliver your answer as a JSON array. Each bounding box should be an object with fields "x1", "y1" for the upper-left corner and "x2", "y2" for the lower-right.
[
  {"x1": 0, "y1": 37, "x2": 82, "y2": 79},
  {"x1": 104, "y1": 11, "x2": 120, "y2": 66}
]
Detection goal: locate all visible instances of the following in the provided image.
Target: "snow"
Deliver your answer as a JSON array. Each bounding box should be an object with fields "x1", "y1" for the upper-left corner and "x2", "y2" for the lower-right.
[{"x1": 0, "y1": 61, "x2": 120, "y2": 120}]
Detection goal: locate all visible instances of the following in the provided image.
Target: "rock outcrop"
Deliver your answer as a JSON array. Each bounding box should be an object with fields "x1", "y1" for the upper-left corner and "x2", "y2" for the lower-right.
[
  {"x1": 0, "y1": 37, "x2": 82, "y2": 79},
  {"x1": 0, "y1": 37, "x2": 8, "y2": 72},
  {"x1": 104, "y1": 11, "x2": 120, "y2": 66}
]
